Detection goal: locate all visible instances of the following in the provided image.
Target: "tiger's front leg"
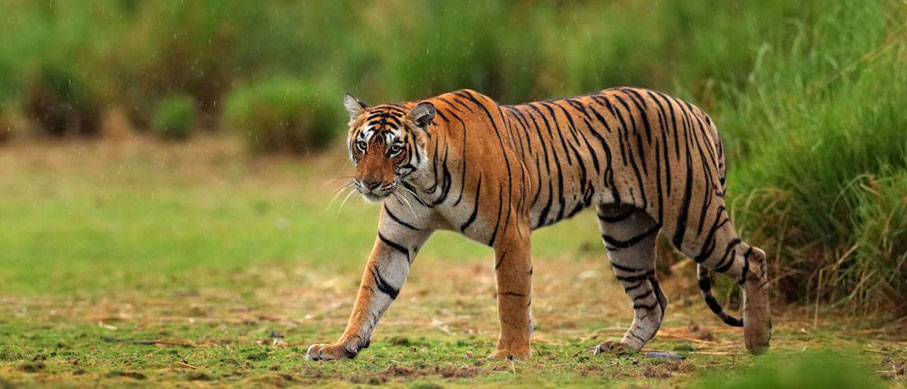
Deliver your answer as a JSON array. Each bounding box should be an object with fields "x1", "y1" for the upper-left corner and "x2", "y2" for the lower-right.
[
  {"x1": 487, "y1": 230, "x2": 533, "y2": 361},
  {"x1": 306, "y1": 209, "x2": 432, "y2": 361}
]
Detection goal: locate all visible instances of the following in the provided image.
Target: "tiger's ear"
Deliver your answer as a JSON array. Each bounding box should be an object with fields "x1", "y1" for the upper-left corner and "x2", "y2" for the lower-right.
[
  {"x1": 408, "y1": 102, "x2": 436, "y2": 129},
  {"x1": 343, "y1": 93, "x2": 368, "y2": 120}
]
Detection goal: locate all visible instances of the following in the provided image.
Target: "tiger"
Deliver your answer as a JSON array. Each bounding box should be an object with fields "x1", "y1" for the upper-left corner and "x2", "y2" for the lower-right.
[{"x1": 306, "y1": 87, "x2": 771, "y2": 361}]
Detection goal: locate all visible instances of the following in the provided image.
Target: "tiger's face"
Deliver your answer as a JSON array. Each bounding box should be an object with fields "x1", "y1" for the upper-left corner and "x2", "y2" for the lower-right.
[{"x1": 343, "y1": 94, "x2": 435, "y2": 202}]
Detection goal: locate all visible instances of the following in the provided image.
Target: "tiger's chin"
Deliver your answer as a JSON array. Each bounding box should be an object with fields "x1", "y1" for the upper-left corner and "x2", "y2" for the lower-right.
[{"x1": 361, "y1": 192, "x2": 390, "y2": 203}]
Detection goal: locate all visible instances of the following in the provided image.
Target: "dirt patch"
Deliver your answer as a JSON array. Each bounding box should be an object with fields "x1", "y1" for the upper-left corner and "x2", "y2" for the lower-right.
[
  {"x1": 18, "y1": 362, "x2": 45, "y2": 373},
  {"x1": 185, "y1": 371, "x2": 213, "y2": 381},
  {"x1": 687, "y1": 324, "x2": 716, "y2": 342},
  {"x1": 350, "y1": 364, "x2": 480, "y2": 384},
  {"x1": 437, "y1": 366, "x2": 480, "y2": 378},
  {"x1": 107, "y1": 370, "x2": 147, "y2": 380},
  {"x1": 643, "y1": 360, "x2": 684, "y2": 379}
]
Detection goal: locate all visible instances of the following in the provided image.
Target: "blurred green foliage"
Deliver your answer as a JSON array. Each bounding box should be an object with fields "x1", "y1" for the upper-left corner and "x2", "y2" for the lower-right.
[
  {"x1": 0, "y1": 0, "x2": 905, "y2": 309},
  {"x1": 695, "y1": 350, "x2": 883, "y2": 389},
  {"x1": 224, "y1": 77, "x2": 340, "y2": 153},
  {"x1": 152, "y1": 94, "x2": 196, "y2": 140}
]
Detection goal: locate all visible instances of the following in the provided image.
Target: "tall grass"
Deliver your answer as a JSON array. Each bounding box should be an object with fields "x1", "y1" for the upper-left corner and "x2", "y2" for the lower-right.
[{"x1": 720, "y1": 0, "x2": 907, "y2": 310}]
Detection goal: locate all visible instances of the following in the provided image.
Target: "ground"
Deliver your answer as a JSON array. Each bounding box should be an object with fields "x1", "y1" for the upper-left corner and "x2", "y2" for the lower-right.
[{"x1": 0, "y1": 137, "x2": 905, "y2": 387}]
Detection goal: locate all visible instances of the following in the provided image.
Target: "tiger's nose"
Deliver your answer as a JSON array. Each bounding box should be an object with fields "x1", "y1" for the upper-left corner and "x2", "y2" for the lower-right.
[{"x1": 362, "y1": 179, "x2": 381, "y2": 190}]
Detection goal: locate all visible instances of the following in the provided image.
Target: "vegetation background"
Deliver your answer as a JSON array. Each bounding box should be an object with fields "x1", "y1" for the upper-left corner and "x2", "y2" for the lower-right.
[{"x1": 0, "y1": 0, "x2": 905, "y2": 387}]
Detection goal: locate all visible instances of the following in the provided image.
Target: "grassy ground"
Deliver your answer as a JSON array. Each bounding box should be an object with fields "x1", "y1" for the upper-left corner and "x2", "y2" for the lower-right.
[{"x1": 1, "y1": 137, "x2": 905, "y2": 387}]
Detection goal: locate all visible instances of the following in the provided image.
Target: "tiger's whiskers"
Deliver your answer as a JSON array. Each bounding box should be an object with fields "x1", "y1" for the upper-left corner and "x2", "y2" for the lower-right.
[
  {"x1": 336, "y1": 187, "x2": 359, "y2": 216},
  {"x1": 321, "y1": 176, "x2": 355, "y2": 188},
  {"x1": 395, "y1": 183, "x2": 420, "y2": 201},
  {"x1": 392, "y1": 191, "x2": 417, "y2": 218},
  {"x1": 326, "y1": 182, "x2": 355, "y2": 212}
]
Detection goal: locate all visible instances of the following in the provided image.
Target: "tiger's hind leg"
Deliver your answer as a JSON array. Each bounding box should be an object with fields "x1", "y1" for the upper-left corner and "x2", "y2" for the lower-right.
[
  {"x1": 593, "y1": 204, "x2": 666, "y2": 354},
  {"x1": 667, "y1": 206, "x2": 772, "y2": 355}
]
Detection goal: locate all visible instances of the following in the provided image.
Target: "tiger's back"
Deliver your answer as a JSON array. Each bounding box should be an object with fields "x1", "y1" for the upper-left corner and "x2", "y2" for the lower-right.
[{"x1": 420, "y1": 88, "x2": 725, "y2": 248}]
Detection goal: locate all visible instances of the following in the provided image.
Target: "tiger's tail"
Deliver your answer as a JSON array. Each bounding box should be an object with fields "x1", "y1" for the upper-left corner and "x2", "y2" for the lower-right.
[
  {"x1": 698, "y1": 264, "x2": 743, "y2": 327},
  {"x1": 696, "y1": 117, "x2": 743, "y2": 327}
]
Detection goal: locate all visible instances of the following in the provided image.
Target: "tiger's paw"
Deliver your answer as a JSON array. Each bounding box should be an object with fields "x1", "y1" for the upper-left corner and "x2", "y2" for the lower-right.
[
  {"x1": 486, "y1": 348, "x2": 531, "y2": 361},
  {"x1": 592, "y1": 340, "x2": 635, "y2": 356},
  {"x1": 306, "y1": 343, "x2": 357, "y2": 361}
]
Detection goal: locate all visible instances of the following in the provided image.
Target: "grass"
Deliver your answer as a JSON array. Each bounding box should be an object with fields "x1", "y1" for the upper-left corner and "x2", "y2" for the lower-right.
[{"x1": 1, "y1": 138, "x2": 906, "y2": 387}]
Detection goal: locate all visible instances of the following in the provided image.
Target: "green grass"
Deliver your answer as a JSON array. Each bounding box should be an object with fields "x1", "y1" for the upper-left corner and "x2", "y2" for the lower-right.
[
  {"x1": 0, "y1": 141, "x2": 596, "y2": 296},
  {"x1": 1, "y1": 139, "x2": 905, "y2": 387},
  {"x1": 3, "y1": 317, "x2": 893, "y2": 388}
]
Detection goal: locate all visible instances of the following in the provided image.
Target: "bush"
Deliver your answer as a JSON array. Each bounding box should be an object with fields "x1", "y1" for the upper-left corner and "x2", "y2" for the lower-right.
[
  {"x1": 23, "y1": 64, "x2": 101, "y2": 137},
  {"x1": 223, "y1": 77, "x2": 341, "y2": 154},
  {"x1": 110, "y1": 1, "x2": 243, "y2": 126},
  {"x1": 0, "y1": 114, "x2": 12, "y2": 144},
  {"x1": 152, "y1": 95, "x2": 196, "y2": 141}
]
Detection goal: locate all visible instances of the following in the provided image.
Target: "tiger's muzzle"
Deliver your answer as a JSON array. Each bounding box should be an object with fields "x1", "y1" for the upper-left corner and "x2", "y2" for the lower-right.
[{"x1": 355, "y1": 178, "x2": 396, "y2": 202}]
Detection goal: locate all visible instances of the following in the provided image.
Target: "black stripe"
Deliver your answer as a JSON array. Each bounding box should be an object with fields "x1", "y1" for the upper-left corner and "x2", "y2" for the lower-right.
[
  {"x1": 370, "y1": 267, "x2": 400, "y2": 299},
  {"x1": 631, "y1": 289, "x2": 655, "y2": 302},
  {"x1": 488, "y1": 185, "x2": 504, "y2": 247},
  {"x1": 703, "y1": 293, "x2": 743, "y2": 327},
  {"x1": 378, "y1": 232, "x2": 410, "y2": 260},
  {"x1": 460, "y1": 175, "x2": 482, "y2": 231},
  {"x1": 384, "y1": 204, "x2": 418, "y2": 231},
  {"x1": 602, "y1": 223, "x2": 661, "y2": 250},
  {"x1": 622, "y1": 88, "x2": 653, "y2": 143},
  {"x1": 610, "y1": 261, "x2": 644, "y2": 273},
  {"x1": 616, "y1": 270, "x2": 655, "y2": 283},
  {"x1": 597, "y1": 208, "x2": 635, "y2": 223},
  {"x1": 632, "y1": 301, "x2": 658, "y2": 311},
  {"x1": 739, "y1": 247, "x2": 753, "y2": 285},
  {"x1": 624, "y1": 281, "x2": 646, "y2": 293},
  {"x1": 495, "y1": 249, "x2": 507, "y2": 270},
  {"x1": 458, "y1": 91, "x2": 514, "y2": 246},
  {"x1": 612, "y1": 94, "x2": 648, "y2": 209},
  {"x1": 714, "y1": 239, "x2": 741, "y2": 273},
  {"x1": 647, "y1": 91, "x2": 673, "y2": 197},
  {"x1": 672, "y1": 99, "x2": 695, "y2": 251}
]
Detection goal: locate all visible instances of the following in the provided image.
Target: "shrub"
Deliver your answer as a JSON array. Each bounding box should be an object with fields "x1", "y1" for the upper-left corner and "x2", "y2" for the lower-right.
[
  {"x1": 223, "y1": 77, "x2": 341, "y2": 154},
  {"x1": 112, "y1": 1, "x2": 241, "y2": 123},
  {"x1": 0, "y1": 114, "x2": 12, "y2": 144},
  {"x1": 23, "y1": 64, "x2": 100, "y2": 137},
  {"x1": 152, "y1": 95, "x2": 196, "y2": 141}
]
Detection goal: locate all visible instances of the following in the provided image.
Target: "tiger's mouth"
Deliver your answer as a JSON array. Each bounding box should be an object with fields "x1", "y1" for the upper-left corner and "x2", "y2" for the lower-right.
[{"x1": 356, "y1": 182, "x2": 396, "y2": 203}]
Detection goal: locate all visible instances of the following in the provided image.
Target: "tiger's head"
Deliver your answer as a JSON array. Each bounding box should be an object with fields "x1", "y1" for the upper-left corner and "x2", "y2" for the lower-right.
[{"x1": 343, "y1": 94, "x2": 435, "y2": 202}]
